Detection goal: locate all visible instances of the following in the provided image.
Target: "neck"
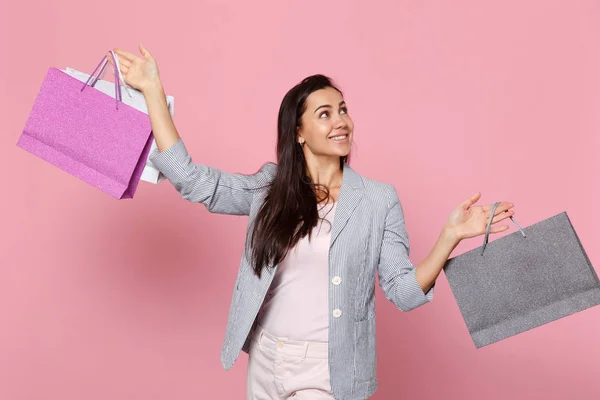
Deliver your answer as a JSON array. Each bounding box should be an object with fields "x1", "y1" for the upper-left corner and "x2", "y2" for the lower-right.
[{"x1": 304, "y1": 156, "x2": 343, "y2": 188}]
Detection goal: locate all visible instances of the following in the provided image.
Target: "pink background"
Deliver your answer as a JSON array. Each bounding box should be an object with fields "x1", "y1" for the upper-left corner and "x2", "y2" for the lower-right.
[{"x1": 1, "y1": 0, "x2": 599, "y2": 399}]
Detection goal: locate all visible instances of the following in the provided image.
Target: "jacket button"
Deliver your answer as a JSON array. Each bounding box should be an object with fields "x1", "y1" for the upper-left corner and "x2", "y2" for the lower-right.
[
  {"x1": 332, "y1": 276, "x2": 342, "y2": 285},
  {"x1": 332, "y1": 308, "x2": 342, "y2": 318}
]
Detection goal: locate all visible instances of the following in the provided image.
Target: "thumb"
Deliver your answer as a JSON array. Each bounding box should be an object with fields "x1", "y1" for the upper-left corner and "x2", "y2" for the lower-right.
[
  {"x1": 461, "y1": 192, "x2": 481, "y2": 208},
  {"x1": 139, "y1": 44, "x2": 153, "y2": 59}
]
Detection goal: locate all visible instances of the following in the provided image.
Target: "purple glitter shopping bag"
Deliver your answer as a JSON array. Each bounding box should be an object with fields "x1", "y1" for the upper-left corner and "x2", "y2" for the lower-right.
[{"x1": 17, "y1": 52, "x2": 153, "y2": 199}]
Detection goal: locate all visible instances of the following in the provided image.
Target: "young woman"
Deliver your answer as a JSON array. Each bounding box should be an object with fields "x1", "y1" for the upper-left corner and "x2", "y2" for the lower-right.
[{"x1": 110, "y1": 45, "x2": 515, "y2": 400}]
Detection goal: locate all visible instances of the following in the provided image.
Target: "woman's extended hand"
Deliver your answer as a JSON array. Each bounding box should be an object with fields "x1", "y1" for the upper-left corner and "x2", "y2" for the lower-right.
[
  {"x1": 106, "y1": 45, "x2": 162, "y2": 93},
  {"x1": 445, "y1": 193, "x2": 515, "y2": 241}
]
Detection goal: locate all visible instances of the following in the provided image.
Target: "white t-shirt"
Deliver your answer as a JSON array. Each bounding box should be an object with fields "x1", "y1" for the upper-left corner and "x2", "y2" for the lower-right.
[{"x1": 255, "y1": 201, "x2": 337, "y2": 342}]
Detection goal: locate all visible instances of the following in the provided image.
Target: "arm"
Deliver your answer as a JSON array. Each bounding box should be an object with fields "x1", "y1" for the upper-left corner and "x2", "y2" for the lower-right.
[
  {"x1": 142, "y1": 81, "x2": 180, "y2": 152},
  {"x1": 415, "y1": 227, "x2": 458, "y2": 293},
  {"x1": 121, "y1": 50, "x2": 276, "y2": 216},
  {"x1": 377, "y1": 186, "x2": 515, "y2": 311},
  {"x1": 377, "y1": 186, "x2": 459, "y2": 311},
  {"x1": 148, "y1": 138, "x2": 276, "y2": 215}
]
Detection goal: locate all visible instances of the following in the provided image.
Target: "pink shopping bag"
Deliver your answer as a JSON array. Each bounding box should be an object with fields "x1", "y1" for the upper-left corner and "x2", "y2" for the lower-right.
[{"x1": 17, "y1": 52, "x2": 153, "y2": 199}]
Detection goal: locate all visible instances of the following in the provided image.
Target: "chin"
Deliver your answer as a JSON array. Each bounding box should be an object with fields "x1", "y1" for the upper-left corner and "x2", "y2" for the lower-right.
[{"x1": 334, "y1": 149, "x2": 351, "y2": 158}]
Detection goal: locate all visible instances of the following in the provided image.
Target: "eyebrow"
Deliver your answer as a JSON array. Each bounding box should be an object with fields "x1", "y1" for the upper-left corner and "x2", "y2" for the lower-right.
[{"x1": 314, "y1": 101, "x2": 346, "y2": 114}]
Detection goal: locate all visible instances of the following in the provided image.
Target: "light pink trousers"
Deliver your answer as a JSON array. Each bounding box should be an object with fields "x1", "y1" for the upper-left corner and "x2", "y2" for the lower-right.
[{"x1": 246, "y1": 324, "x2": 335, "y2": 399}]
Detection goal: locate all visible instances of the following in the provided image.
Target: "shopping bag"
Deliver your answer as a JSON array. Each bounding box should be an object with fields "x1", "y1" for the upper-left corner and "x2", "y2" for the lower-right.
[
  {"x1": 443, "y1": 203, "x2": 600, "y2": 348},
  {"x1": 62, "y1": 61, "x2": 175, "y2": 184},
  {"x1": 17, "y1": 52, "x2": 153, "y2": 199}
]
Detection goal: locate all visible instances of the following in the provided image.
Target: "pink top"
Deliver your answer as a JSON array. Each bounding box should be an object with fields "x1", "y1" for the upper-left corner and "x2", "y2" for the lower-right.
[{"x1": 255, "y1": 201, "x2": 337, "y2": 342}]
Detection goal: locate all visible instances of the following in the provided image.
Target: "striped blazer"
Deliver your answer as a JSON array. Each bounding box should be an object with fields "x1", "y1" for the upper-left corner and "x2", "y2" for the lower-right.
[{"x1": 149, "y1": 139, "x2": 434, "y2": 399}]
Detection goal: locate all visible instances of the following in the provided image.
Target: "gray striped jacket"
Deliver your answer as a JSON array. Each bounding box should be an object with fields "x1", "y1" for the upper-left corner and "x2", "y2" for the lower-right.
[{"x1": 149, "y1": 139, "x2": 434, "y2": 399}]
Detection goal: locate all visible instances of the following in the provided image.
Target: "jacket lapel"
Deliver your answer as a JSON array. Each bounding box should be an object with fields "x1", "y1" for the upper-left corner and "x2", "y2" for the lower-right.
[{"x1": 329, "y1": 162, "x2": 365, "y2": 249}]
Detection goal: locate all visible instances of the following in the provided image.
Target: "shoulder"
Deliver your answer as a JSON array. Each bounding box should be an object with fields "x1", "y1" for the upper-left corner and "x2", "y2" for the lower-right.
[
  {"x1": 356, "y1": 172, "x2": 401, "y2": 209},
  {"x1": 252, "y1": 162, "x2": 277, "y2": 184},
  {"x1": 259, "y1": 161, "x2": 278, "y2": 175},
  {"x1": 262, "y1": 163, "x2": 402, "y2": 208}
]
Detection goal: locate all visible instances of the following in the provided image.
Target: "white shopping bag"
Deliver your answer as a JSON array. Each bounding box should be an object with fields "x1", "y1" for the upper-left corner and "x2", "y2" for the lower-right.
[{"x1": 61, "y1": 61, "x2": 174, "y2": 184}]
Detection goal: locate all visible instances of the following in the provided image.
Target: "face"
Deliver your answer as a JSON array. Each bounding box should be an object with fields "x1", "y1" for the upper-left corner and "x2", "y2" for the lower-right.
[{"x1": 297, "y1": 87, "x2": 354, "y2": 160}]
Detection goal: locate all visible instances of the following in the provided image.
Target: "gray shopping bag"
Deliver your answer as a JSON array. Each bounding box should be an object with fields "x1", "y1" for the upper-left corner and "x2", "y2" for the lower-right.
[{"x1": 444, "y1": 203, "x2": 600, "y2": 348}]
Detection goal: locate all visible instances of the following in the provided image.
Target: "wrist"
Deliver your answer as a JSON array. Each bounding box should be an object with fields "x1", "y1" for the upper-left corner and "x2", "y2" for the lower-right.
[
  {"x1": 141, "y1": 79, "x2": 164, "y2": 96},
  {"x1": 441, "y1": 225, "x2": 461, "y2": 248}
]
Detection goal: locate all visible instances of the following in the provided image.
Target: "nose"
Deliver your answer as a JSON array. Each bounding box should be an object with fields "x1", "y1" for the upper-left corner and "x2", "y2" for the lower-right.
[{"x1": 332, "y1": 113, "x2": 348, "y2": 130}]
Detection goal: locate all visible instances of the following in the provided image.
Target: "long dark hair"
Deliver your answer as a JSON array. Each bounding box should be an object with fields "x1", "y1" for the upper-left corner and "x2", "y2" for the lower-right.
[{"x1": 249, "y1": 74, "x2": 351, "y2": 278}]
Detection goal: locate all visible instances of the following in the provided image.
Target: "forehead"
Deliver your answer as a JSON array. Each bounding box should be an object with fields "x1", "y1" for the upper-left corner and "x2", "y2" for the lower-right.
[{"x1": 305, "y1": 87, "x2": 344, "y2": 110}]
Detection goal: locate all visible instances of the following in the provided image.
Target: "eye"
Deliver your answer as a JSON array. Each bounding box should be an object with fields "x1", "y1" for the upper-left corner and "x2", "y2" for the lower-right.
[
  {"x1": 319, "y1": 111, "x2": 329, "y2": 118},
  {"x1": 340, "y1": 107, "x2": 348, "y2": 114}
]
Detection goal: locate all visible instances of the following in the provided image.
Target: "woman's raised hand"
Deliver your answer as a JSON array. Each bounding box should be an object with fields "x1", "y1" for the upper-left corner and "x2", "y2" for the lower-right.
[
  {"x1": 445, "y1": 192, "x2": 515, "y2": 241},
  {"x1": 107, "y1": 45, "x2": 162, "y2": 93}
]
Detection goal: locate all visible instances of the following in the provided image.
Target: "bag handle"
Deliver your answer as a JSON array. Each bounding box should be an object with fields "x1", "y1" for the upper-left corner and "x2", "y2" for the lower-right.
[
  {"x1": 481, "y1": 201, "x2": 527, "y2": 256},
  {"x1": 96, "y1": 52, "x2": 133, "y2": 99},
  {"x1": 80, "y1": 51, "x2": 132, "y2": 109},
  {"x1": 109, "y1": 51, "x2": 134, "y2": 99}
]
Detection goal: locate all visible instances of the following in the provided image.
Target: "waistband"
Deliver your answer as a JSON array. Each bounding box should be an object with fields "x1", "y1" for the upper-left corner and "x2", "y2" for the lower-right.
[{"x1": 250, "y1": 324, "x2": 329, "y2": 359}]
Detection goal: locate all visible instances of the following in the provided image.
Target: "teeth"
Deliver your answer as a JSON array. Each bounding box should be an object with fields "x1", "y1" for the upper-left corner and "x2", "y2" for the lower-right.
[{"x1": 331, "y1": 135, "x2": 347, "y2": 141}]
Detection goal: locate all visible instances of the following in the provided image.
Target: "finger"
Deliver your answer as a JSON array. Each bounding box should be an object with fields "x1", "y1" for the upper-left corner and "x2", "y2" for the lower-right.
[
  {"x1": 139, "y1": 44, "x2": 153, "y2": 59},
  {"x1": 490, "y1": 209, "x2": 514, "y2": 224},
  {"x1": 461, "y1": 192, "x2": 481, "y2": 208},
  {"x1": 112, "y1": 48, "x2": 138, "y2": 62},
  {"x1": 120, "y1": 65, "x2": 129, "y2": 75},
  {"x1": 492, "y1": 202, "x2": 514, "y2": 216},
  {"x1": 488, "y1": 225, "x2": 510, "y2": 234},
  {"x1": 482, "y1": 202, "x2": 514, "y2": 216},
  {"x1": 119, "y1": 57, "x2": 132, "y2": 69}
]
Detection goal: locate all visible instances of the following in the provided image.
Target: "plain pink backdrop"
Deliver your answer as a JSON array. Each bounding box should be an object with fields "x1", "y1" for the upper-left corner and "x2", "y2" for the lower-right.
[{"x1": 1, "y1": 0, "x2": 599, "y2": 399}]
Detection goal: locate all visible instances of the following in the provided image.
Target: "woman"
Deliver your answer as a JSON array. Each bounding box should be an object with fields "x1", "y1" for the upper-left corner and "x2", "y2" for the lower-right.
[{"x1": 109, "y1": 45, "x2": 515, "y2": 400}]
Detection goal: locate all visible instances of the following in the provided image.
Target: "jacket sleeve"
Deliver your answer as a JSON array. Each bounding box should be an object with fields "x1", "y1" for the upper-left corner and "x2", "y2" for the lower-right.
[
  {"x1": 377, "y1": 185, "x2": 434, "y2": 311},
  {"x1": 148, "y1": 138, "x2": 276, "y2": 216}
]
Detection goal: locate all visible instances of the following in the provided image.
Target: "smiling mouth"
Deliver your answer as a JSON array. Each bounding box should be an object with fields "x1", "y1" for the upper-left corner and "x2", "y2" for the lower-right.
[{"x1": 329, "y1": 134, "x2": 348, "y2": 141}]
